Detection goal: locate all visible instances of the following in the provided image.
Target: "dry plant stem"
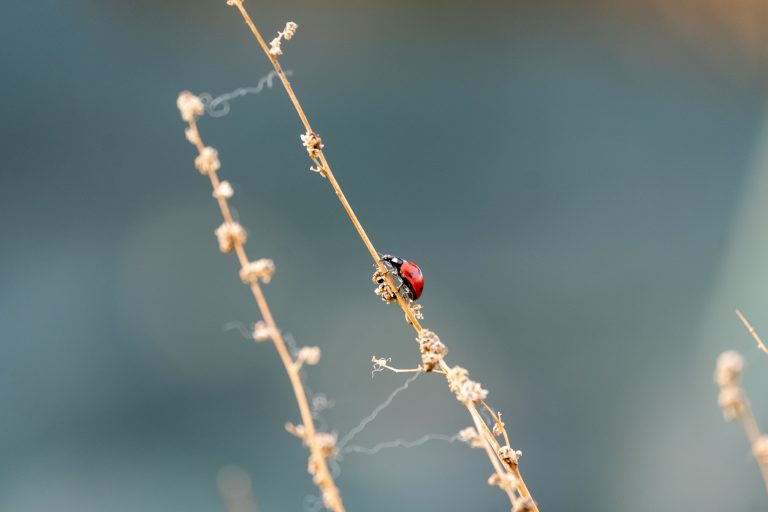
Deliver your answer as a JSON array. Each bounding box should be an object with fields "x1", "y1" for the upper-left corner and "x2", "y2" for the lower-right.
[
  {"x1": 230, "y1": 0, "x2": 421, "y2": 330},
  {"x1": 227, "y1": 2, "x2": 536, "y2": 508},
  {"x1": 716, "y1": 349, "x2": 768, "y2": 494},
  {"x1": 743, "y1": 402, "x2": 768, "y2": 493},
  {"x1": 468, "y1": 404, "x2": 517, "y2": 502},
  {"x1": 480, "y1": 400, "x2": 511, "y2": 447},
  {"x1": 185, "y1": 117, "x2": 344, "y2": 512},
  {"x1": 736, "y1": 308, "x2": 768, "y2": 356}
]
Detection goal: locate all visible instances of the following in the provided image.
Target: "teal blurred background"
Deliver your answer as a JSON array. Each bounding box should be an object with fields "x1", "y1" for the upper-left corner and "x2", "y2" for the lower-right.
[{"x1": 4, "y1": 1, "x2": 768, "y2": 510}]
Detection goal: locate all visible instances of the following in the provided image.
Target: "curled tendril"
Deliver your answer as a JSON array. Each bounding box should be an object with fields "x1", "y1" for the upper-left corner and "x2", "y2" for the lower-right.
[{"x1": 198, "y1": 70, "x2": 292, "y2": 117}]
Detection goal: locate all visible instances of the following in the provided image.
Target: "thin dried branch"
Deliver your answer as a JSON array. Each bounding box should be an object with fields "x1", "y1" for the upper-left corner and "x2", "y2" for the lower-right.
[
  {"x1": 223, "y1": 2, "x2": 538, "y2": 508},
  {"x1": 736, "y1": 308, "x2": 768, "y2": 356},
  {"x1": 177, "y1": 93, "x2": 345, "y2": 512},
  {"x1": 715, "y1": 350, "x2": 768, "y2": 493}
]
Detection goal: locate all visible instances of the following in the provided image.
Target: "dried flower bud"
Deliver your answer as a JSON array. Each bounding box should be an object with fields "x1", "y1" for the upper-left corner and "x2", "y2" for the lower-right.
[
  {"x1": 240, "y1": 259, "x2": 276, "y2": 284},
  {"x1": 268, "y1": 22, "x2": 299, "y2": 56},
  {"x1": 458, "y1": 427, "x2": 484, "y2": 448},
  {"x1": 447, "y1": 366, "x2": 470, "y2": 394},
  {"x1": 298, "y1": 346, "x2": 322, "y2": 365},
  {"x1": 456, "y1": 379, "x2": 488, "y2": 404},
  {"x1": 372, "y1": 268, "x2": 397, "y2": 303},
  {"x1": 374, "y1": 281, "x2": 397, "y2": 304},
  {"x1": 195, "y1": 146, "x2": 221, "y2": 175},
  {"x1": 269, "y1": 37, "x2": 283, "y2": 56},
  {"x1": 300, "y1": 131, "x2": 324, "y2": 158},
  {"x1": 315, "y1": 432, "x2": 337, "y2": 458},
  {"x1": 285, "y1": 422, "x2": 306, "y2": 439},
  {"x1": 252, "y1": 321, "x2": 272, "y2": 342},
  {"x1": 718, "y1": 385, "x2": 746, "y2": 421},
  {"x1": 372, "y1": 357, "x2": 388, "y2": 368},
  {"x1": 215, "y1": 222, "x2": 247, "y2": 253},
  {"x1": 754, "y1": 435, "x2": 768, "y2": 465},
  {"x1": 184, "y1": 127, "x2": 200, "y2": 146},
  {"x1": 283, "y1": 21, "x2": 298, "y2": 40},
  {"x1": 177, "y1": 91, "x2": 204, "y2": 122},
  {"x1": 417, "y1": 329, "x2": 445, "y2": 353},
  {"x1": 487, "y1": 472, "x2": 518, "y2": 491},
  {"x1": 213, "y1": 180, "x2": 234, "y2": 199},
  {"x1": 498, "y1": 445, "x2": 522, "y2": 466},
  {"x1": 512, "y1": 498, "x2": 537, "y2": 512},
  {"x1": 715, "y1": 350, "x2": 744, "y2": 387},
  {"x1": 417, "y1": 329, "x2": 447, "y2": 371}
]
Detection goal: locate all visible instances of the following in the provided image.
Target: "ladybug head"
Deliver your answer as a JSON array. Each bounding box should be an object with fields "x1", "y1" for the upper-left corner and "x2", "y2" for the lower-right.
[{"x1": 380, "y1": 254, "x2": 404, "y2": 268}]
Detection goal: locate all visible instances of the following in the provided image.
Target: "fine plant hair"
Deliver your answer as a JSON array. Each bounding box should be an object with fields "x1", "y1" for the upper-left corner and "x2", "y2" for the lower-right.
[
  {"x1": 714, "y1": 309, "x2": 768, "y2": 493},
  {"x1": 176, "y1": 93, "x2": 345, "y2": 511},
  {"x1": 222, "y1": 2, "x2": 538, "y2": 509}
]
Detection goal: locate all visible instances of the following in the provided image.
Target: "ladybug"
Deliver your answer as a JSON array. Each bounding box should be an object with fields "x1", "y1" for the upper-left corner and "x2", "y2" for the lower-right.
[{"x1": 379, "y1": 254, "x2": 424, "y2": 301}]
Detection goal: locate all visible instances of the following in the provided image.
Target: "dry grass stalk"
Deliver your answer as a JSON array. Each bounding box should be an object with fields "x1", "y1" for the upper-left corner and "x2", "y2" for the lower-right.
[
  {"x1": 223, "y1": 2, "x2": 537, "y2": 509},
  {"x1": 736, "y1": 308, "x2": 768, "y2": 356},
  {"x1": 714, "y1": 310, "x2": 768, "y2": 493},
  {"x1": 176, "y1": 91, "x2": 345, "y2": 512}
]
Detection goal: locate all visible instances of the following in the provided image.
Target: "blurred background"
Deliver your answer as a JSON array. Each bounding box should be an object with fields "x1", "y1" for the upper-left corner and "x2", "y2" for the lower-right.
[{"x1": 3, "y1": 0, "x2": 768, "y2": 510}]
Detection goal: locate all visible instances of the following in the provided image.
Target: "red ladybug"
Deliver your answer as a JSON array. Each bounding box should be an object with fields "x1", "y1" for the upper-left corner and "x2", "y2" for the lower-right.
[{"x1": 379, "y1": 254, "x2": 424, "y2": 301}]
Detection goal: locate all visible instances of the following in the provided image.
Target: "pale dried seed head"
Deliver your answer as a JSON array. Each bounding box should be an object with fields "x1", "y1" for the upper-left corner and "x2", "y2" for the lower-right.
[
  {"x1": 447, "y1": 366, "x2": 470, "y2": 394},
  {"x1": 409, "y1": 303, "x2": 424, "y2": 320},
  {"x1": 417, "y1": 329, "x2": 445, "y2": 353},
  {"x1": 195, "y1": 146, "x2": 221, "y2": 175},
  {"x1": 298, "y1": 346, "x2": 322, "y2": 365},
  {"x1": 269, "y1": 37, "x2": 283, "y2": 56},
  {"x1": 421, "y1": 351, "x2": 442, "y2": 370},
  {"x1": 315, "y1": 432, "x2": 338, "y2": 458},
  {"x1": 252, "y1": 321, "x2": 272, "y2": 342},
  {"x1": 458, "y1": 426, "x2": 484, "y2": 448},
  {"x1": 283, "y1": 21, "x2": 298, "y2": 40},
  {"x1": 487, "y1": 472, "x2": 518, "y2": 491},
  {"x1": 374, "y1": 281, "x2": 397, "y2": 303},
  {"x1": 372, "y1": 268, "x2": 387, "y2": 284},
  {"x1": 498, "y1": 445, "x2": 522, "y2": 466},
  {"x1": 240, "y1": 259, "x2": 276, "y2": 284},
  {"x1": 372, "y1": 356, "x2": 388, "y2": 368},
  {"x1": 184, "y1": 127, "x2": 200, "y2": 146},
  {"x1": 512, "y1": 498, "x2": 537, "y2": 512},
  {"x1": 300, "y1": 131, "x2": 324, "y2": 158},
  {"x1": 213, "y1": 180, "x2": 234, "y2": 199},
  {"x1": 215, "y1": 222, "x2": 247, "y2": 253},
  {"x1": 456, "y1": 379, "x2": 489, "y2": 404},
  {"x1": 752, "y1": 434, "x2": 768, "y2": 465},
  {"x1": 285, "y1": 422, "x2": 307, "y2": 440},
  {"x1": 715, "y1": 350, "x2": 744, "y2": 387},
  {"x1": 718, "y1": 385, "x2": 746, "y2": 421},
  {"x1": 754, "y1": 435, "x2": 768, "y2": 465},
  {"x1": 177, "y1": 91, "x2": 204, "y2": 121}
]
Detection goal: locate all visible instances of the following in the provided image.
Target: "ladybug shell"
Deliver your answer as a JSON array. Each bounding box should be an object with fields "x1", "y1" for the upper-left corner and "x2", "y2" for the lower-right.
[{"x1": 399, "y1": 260, "x2": 424, "y2": 300}]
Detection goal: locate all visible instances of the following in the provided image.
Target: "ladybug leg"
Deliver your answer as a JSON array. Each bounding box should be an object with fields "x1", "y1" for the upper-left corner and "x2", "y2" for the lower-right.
[{"x1": 398, "y1": 282, "x2": 414, "y2": 302}]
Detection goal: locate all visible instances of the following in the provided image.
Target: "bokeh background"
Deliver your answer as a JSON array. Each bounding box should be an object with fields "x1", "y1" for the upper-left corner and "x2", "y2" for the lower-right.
[{"x1": 4, "y1": 1, "x2": 768, "y2": 510}]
